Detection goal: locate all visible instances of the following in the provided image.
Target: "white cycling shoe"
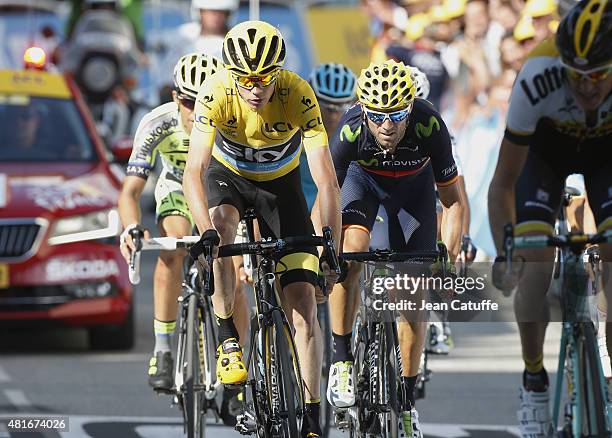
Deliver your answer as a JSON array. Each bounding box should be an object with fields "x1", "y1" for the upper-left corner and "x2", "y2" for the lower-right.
[
  {"x1": 326, "y1": 361, "x2": 355, "y2": 408},
  {"x1": 427, "y1": 322, "x2": 449, "y2": 355},
  {"x1": 398, "y1": 407, "x2": 423, "y2": 438},
  {"x1": 517, "y1": 386, "x2": 554, "y2": 437}
]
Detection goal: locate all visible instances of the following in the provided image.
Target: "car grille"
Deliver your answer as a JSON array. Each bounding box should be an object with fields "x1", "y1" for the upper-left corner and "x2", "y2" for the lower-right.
[
  {"x1": 0, "y1": 222, "x2": 42, "y2": 259},
  {"x1": 0, "y1": 282, "x2": 117, "y2": 312}
]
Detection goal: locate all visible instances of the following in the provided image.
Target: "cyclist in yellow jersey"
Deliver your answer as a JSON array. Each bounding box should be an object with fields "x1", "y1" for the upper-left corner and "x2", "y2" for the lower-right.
[{"x1": 183, "y1": 21, "x2": 341, "y2": 438}]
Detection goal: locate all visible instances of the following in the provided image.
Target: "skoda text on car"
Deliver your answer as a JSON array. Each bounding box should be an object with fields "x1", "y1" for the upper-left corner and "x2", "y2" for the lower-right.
[{"x1": 0, "y1": 64, "x2": 134, "y2": 350}]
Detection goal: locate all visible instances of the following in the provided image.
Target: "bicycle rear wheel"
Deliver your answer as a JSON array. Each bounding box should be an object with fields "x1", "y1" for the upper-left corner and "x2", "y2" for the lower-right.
[
  {"x1": 184, "y1": 293, "x2": 205, "y2": 438},
  {"x1": 266, "y1": 308, "x2": 305, "y2": 438}
]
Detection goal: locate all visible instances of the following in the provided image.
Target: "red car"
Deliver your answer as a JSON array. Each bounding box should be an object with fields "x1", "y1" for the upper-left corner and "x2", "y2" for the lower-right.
[{"x1": 0, "y1": 63, "x2": 134, "y2": 349}]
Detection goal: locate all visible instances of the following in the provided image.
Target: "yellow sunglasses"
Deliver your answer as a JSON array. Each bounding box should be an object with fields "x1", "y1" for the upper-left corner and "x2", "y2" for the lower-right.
[
  {"x1": 232, "y1": 72, "x2": 279, "y2": 89},
  {"x1": 562, "y1": 62, "x2": 612, "y2": 83}
]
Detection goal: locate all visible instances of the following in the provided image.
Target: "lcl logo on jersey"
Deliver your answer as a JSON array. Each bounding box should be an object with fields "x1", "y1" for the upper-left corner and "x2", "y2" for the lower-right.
[
  {"x1": 301, "y1": 116, "x2": 323, "y2": 131},
  {"x1": 263, "y1": 121, "x2": 294, "y2": 133},
  {"x1": 520, "y1": 66, "x2": 563, "y2": 105}
]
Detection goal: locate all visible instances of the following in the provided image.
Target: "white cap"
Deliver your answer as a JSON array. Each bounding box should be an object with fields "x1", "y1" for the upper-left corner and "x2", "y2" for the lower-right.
[{"x1": 192, "y1": 0, "x2": 239, "y2": 11}]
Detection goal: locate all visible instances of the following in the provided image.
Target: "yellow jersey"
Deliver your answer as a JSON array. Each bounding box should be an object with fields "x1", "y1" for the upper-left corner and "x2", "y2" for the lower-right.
[{"x1": 191, "y1": 69, "x2": 329, "y2": 182}]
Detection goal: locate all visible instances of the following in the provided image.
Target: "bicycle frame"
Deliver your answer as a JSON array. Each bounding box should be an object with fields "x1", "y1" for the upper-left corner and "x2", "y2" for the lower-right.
[
  {"x1": 503, "y1": 195, "x2": 612, "y2": 437},
  {"x1": 174, "y1": 265, "x2": 220, "y2": 403}
]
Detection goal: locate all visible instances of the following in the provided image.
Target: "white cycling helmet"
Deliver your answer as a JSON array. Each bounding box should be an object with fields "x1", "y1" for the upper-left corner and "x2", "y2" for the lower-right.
[
  {"x1": 173, "y1": 53, "x2": 221, "y2": 100},
  {"x1": 192, "y1": 0, "x2": 239, "y2": 11},
  {"x1": 410, "y1": 66, "x2": 430, "y2": 100}
]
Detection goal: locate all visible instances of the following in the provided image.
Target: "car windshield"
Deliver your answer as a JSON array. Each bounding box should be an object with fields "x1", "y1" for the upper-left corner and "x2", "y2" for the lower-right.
[{"x1": 0, "y1": 96, "x2": 96, "y2": 162}]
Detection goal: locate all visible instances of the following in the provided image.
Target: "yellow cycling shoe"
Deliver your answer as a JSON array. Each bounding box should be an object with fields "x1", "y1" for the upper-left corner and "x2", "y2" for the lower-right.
[{"x1": 216, "y1": 338, "x2": 247, "y2": 386}]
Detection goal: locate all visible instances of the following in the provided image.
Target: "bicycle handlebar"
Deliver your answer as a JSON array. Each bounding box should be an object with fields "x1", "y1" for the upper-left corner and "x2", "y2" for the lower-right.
[
  {"x1": 127, "y1": 228, "x2": 341, "y2": 285},
  {"x1": 503, "y1": 225, "x2": 612, "y2": 259},
  {"x1": 341, "y1": 249, "x2": 441, "y2": 263}
]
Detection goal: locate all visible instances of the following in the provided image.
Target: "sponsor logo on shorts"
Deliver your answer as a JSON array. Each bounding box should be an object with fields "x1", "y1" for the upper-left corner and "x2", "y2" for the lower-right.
[
  {"x1": 536, "y1": 189, "x2": 549, "y2": 203},
  {"x1": 524, "y1": 201, "x2": 554, "y2": 213},
  {"x1": 342, "y1": 208, "x2": 367, "y2": 219}
]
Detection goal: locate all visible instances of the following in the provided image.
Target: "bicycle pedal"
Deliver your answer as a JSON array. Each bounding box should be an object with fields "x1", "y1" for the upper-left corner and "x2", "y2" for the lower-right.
[
  {"x1": 334, "y1": 409, "x2": 350, "y2": 429},
  {"x1": 153, "y1": 387, "x2": 175, "y2": 396},
  {"x1": 224, "y1": 382, "x2": 246, "y2": 391},
  {"x1": 235, "y1": 410, "x2": 257, "y2": 435}
]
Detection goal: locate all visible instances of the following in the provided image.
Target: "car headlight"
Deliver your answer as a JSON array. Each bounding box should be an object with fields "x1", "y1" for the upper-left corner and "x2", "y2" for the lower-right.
[{"x1": 48, "y1": 209, "x2": 121, "y2": 245}]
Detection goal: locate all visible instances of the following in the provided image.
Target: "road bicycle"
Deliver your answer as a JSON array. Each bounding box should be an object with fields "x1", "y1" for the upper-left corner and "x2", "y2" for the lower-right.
[
  {"x1": 129, "y1": 224, "x2": 339, "y2": 438},
  {"x1": 209, "y1": 211, "x2": 339, "y2": 437},
  {"x1": 128, "y1": 232, "x2": 218, "y2": 438},
  {"x1": 235, "y1": 218, "x2": 333, "y2": 437},
  {"x1": 333, "y1": 246, "x2": 446, "y2": 437},
  {"x1": 502, "y1": 189, "x2": 612, "y2": 437}
]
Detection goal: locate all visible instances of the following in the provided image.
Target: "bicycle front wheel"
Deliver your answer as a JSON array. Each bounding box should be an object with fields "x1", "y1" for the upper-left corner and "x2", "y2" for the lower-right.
[
  {"x1": 580, "y1": 322, "x2": 609, "y2": 437},
  {"x1": 184, "y1": 293, "x2": 205, "y2": 438},
  {"x1": 266, "y1": 309, "x2": 305, "y2": 438},
  {"x1": 318, "y1": 302, "x2": 332, "y2": 437}
]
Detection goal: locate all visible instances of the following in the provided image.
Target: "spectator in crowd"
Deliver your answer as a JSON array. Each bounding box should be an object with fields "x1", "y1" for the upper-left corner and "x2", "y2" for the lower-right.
[
  {"x1": 158, "y1": 0, "x2": 237, "y2": 102},
  {"x1": 486, "y1": 0, "x2": 520, "y2": 75},
  {"x1": 453, "y1": 68, "x2": 517, "y2": 258},
  {"x1": 513, "y1": 14, "x2": 539, "y2": 53},
  {"x1": 500, "y1": 32, "x2": 526, "y2": 71},
  {"x1": 386, "y1": 12, "x2": 450, "y2": 110},
  {"x1": 523, "y1": 0, "x2": 558, "y2": 42}
]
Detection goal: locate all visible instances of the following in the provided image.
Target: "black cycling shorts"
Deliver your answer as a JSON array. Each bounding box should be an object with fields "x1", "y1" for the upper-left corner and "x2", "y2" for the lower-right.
[
  {"x1": 340, "y1": 161, "x2": 437, "y2": 251},
  {"x1": 515, "y1": 148, "x2": 612, "y2": 235},
  {"x1": 207, "y1": 158, "x2": 318, "y2": 288}
]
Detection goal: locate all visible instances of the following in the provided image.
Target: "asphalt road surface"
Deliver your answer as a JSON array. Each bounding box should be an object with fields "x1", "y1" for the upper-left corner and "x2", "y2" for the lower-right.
[{"x1": 0, "y1": 244, "x2": 564, "y2": 438}]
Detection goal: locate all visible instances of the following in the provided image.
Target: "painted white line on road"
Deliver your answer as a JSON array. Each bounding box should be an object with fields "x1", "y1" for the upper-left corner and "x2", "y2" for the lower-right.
[
  {"x1": 80, "y1": 353, "x2": 149, "y2": 363},
  {"x1": 0, "y1": 366, "x2": 10, "y2": 383},
  {"x1": 0, "y1": 415, "x2": 523, "y2": 437},
  {"x1": 3, "y1": 389, "x2": 32, "y2": 408},
  {"x1": 428, "y1": 356, "x2": 559, "y2": 373}
]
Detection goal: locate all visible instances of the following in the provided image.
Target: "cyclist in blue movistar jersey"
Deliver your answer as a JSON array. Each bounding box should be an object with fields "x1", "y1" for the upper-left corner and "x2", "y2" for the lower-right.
[{"x1": 321, "y1": 59, "x2": 465, "y2": 438}]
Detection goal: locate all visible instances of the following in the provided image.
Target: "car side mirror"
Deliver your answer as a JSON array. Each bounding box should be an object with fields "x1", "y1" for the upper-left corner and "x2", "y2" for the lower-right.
[{"x1": 110, "y1": 136, "x2": 132, "y2": 163}]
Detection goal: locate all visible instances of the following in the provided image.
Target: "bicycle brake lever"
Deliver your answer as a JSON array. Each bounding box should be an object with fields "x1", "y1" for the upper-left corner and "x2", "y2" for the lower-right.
[
  {"x1": 202, "y1": 246, "x2": 215, "y2": 297},
  {"x1": 322, "y1": 226, "x2": 341, "y2": 275}
]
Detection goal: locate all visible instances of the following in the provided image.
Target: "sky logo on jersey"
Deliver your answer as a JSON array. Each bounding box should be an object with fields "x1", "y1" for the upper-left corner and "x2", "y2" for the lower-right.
[
  {"x1": 415, "y1": 116, "x2": 440, "y2": 139},
  {"x1": 215, "y1": 134, "x2": 302, "y2": 175}
]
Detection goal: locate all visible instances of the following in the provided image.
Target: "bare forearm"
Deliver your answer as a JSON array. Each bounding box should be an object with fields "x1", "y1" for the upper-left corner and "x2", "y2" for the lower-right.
[
  {"x1": 310, "y1": 194, "x2": 322, "y2": 235},
  {"x1": 118, "y1": 192, "x2": 142, "y2": 227},
  {"x1": 183, "y1": 167, "x2": 213, "y2": 234},
  {"x1": 317, "y1": 183, "x2": 341, "y2": 249},
  {"x1": 441, "y1": 202, "x2": 462, "y2": 260},
  {"x1": 118, "y1": 177, "x2": 146, "y2": 227},
  {"x1": 488, "y1": 183, "x2": 515, "y2": 254}
]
